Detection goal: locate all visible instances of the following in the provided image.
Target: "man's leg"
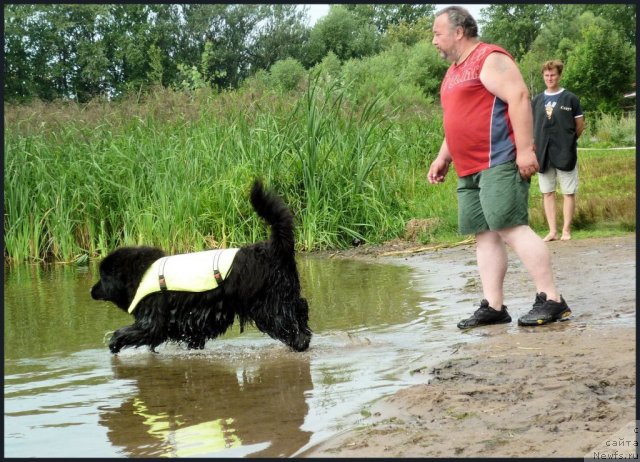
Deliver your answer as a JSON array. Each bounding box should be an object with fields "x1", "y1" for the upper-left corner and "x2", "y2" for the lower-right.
[
  {"x1": 456, "y1": 230, "x2": 513, "y2": 329},
  {"x1": 506, "y1": 224, "x2": 572, "y2": 326},
  {"x1": 558, "y1": 166, "x2": 579, "y2": 241},
  {"x1": 476, "y1": 230, "x2": 508, "y2": 310},
  {"x1": 542, "y1": 192, "x2": 558, "y2": 241},
  {"x1": 456, "y1": 170, "x2": 512, "y2": 329},
  {"x1": 498, "y1": 224, "x2": 560, "y2": 302},
  {"x1": 561, "y1": 194, "x2": 576, "y2": 240}
]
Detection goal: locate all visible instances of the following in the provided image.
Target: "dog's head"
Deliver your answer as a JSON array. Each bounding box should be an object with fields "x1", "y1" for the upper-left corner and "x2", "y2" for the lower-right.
[
  {"x1": 91, "y1": 246, "x2": 165, "y2": 312},
  {"x1": 250, "y1": 296, "x2": 312, "y2": 352}
]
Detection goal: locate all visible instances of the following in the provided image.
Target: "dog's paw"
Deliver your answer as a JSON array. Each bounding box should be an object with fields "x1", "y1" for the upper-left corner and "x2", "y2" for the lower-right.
[
  {"x1": 109, "y1": 344, "x2": 121, "y2": 354},
  {"x1": 108, "y1": 335, "x2": 123, "y2": 354}
]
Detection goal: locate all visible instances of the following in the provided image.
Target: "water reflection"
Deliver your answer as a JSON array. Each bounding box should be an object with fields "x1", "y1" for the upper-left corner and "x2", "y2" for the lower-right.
[
  {"x1": 4, "y1": 263, "x2": 130, "y2": 360},
  {"x1": 299, "y1": 256, "x2": 425, "y2": 331},
  {"x1": 101, "y1": 352, "x2": 312, "y2": 457}
]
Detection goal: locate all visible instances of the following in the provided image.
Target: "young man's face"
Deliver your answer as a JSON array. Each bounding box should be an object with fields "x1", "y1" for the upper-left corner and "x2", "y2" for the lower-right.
[{"x1": 543, "y1": 69, "x2": 561, "y2": 91}]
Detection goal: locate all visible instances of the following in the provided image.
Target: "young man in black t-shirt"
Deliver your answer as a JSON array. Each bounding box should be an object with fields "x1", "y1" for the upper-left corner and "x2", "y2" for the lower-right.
[{"x1": 532, "y1": 60, "x2": 584, "y2": 241}]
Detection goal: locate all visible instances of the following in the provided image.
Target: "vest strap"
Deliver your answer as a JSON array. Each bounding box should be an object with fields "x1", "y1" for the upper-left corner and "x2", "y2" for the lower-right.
[
  {"x1": 213, "y1": 250, "x2": 223, "y2": 285},
  {"x1": 158, "y1": 257, "x2": 169, "y2": 291}
]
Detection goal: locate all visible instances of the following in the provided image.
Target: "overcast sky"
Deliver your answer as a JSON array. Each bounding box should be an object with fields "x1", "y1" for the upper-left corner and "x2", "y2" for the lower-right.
[{"x1": 305, "y1": 4, "x2": 489, "y2": 30}]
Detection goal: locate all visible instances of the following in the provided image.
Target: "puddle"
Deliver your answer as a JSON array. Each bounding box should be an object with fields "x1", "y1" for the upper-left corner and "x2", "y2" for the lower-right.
[{"x1": 2, "y1": 252, "x2": 530, "y2": 457}]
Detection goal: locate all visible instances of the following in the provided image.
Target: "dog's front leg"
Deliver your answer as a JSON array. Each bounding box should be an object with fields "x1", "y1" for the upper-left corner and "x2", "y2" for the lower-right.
[
  {"x1": 109, "y1": 322, "x2": 167, "y2": 354},
  {"x1": 109, "y1": 325, "x2": 138, "y2": 353}
]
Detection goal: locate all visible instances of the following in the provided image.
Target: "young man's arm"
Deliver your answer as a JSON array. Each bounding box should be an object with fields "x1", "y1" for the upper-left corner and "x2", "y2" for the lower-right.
[{"x1": 575, "y1": 116, "x2": 585, "y2": 138}]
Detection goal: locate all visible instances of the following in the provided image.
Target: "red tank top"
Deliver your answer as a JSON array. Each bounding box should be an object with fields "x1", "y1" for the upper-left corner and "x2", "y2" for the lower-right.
[{"x1": 440, "y1": 43, "x2": 516, "y2": 177}]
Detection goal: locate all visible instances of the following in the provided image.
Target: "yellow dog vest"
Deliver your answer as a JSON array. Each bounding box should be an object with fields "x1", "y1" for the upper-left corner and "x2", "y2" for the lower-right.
[{"x1": 128, "y1": 249, "x2": 240, "y2": 313}]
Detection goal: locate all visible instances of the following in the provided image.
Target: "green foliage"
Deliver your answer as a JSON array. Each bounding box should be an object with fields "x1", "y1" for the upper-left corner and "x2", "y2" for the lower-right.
[
  {"x1": 4, "y1": 85, "x2": 634, "y2": 263},
  {"x1": 338, "y1": 41, "x2": 445, "y2": 109},
  {"x1": 404, "y1": 41, "x2": 449, "y2": 98},
  {"x1": 269, "y1": 58, "x2": 305, "y2": 92},
  {"x1": 529, "y1": 149, "x2": 635, "y2": 233},
  {"x1": 4, "y1": 83, "x2": 432, "y2": 261},
  {"x1": 310, "y1": 52, "x2": 342, "y2": 87},
  {"x1": 479, "y1": 4, "x2": 551, "y2": 60},
  {"x1": 526, "y1": 4, "x2": 585, "y2": 63},
  {"x1": 581, "y1": 3, "x2": 636, "y2": 44},
  {"x1": 562, "y1": 14, "x2": 635, "y2": 112},
  {"x1": 580, "y1": 113, "x2": 637, "y2": 148},
  {"x1": 3, "y1": 4, "x2": 309, "y2": 100},
  {"x1": 147, "y1": 44, "x2": 164, "y2": 85},
  {"x1": 383, "y1": 16, "x2": 433, "y2": 48},
  {"x1": 4, "y1": 3, "x2": 636, "y2": 114},
  {"x1": 346, "y1": 4, "x2": 435, "y2": 34},
  {"x1": 250, "y1": 4, "x2": 310, "y2": 71},
  {"x1": 305, "y1": 5, "x2": 381, "y2": 66},
  {"x1": 518, "y1": 7, "x2": 636, "y2": 111}
]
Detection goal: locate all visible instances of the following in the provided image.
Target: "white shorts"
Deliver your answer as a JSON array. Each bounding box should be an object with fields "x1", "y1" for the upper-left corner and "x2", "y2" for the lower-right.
[{"x1": 538, "y1": 166, "x2": 579, "y2": 194}]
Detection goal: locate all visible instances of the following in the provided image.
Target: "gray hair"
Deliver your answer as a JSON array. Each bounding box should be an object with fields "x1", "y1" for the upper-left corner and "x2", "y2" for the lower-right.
[{"x1": 435, "y1": 6, "x2": 479, "y2": 38}]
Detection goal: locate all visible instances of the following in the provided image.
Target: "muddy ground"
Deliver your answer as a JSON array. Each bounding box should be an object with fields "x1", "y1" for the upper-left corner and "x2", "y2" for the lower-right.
[{"x1": 303, "y1": 234, "x2": 636, "y2": 458}]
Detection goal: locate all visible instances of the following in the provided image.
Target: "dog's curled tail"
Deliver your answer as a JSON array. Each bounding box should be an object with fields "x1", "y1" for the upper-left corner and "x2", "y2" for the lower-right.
[{"x1": 250, "y1": 180, "x2": 295, "y2": 257}]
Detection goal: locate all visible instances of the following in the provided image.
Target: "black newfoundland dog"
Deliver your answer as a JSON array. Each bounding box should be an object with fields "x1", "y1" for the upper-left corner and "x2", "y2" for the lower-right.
[{"x1": 90, "y1": 180, "x2": 312, "y2": 354}]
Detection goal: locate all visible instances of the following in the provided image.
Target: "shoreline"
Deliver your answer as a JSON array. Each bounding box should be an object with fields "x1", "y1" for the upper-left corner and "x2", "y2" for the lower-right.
[{"x1": 302, "y1": 234, "x2": 636, "y2": 457}]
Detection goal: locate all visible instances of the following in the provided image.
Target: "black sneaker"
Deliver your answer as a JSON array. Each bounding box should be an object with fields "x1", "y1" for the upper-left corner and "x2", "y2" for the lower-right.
[
  {"x1": 457, "y1": 299, "x2": 512, "y2": 329},
  {"x1": 518, "y1": 292, "x2": 572, "y2": 326}
]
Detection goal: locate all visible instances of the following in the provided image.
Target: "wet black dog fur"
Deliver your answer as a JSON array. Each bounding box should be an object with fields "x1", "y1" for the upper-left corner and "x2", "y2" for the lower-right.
[{"x1": 90, "y1": 180, "x2": 312, "y2": 354}]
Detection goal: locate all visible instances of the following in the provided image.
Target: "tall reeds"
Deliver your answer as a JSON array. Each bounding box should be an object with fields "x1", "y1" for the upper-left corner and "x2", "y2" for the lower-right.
[
  {"x1": 4, "y1": 80, "x2": 446, "y2": 262},
  {"x1": 4, "y1": 82, "x2": 634, "y2": 263}
]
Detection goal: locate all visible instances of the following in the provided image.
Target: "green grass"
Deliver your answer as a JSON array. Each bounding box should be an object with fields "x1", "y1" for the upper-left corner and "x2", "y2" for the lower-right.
[
  {"x1": 528, "y1": 148, "x2": 636, "y2": 235},
  {"x1": 3, "y1": 84, "x2": 636, "y2": 263}
]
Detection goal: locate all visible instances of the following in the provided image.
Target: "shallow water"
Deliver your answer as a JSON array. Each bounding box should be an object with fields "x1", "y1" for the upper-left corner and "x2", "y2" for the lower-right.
[{"x1": 4, "y1": 255, "x2": 468, "y2": 457}]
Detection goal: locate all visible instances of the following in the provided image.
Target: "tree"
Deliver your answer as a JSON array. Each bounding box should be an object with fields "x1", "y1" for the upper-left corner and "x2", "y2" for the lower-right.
[
  {"x1": 479, "y1": 4, "x2": 551, "y2": 60},
  {"x1": 562, "y1": 13, "x2": 635, "y2": 112},
  {"x1": 96, "y1": 4, "x2": 155, "y2": 98},
  {"x1": 3, "y1": 4, "x2": 301, "y2": 100},
  {"x1": 346, "y1": 4, "x2": 435, "y2": 34},
  {"x1": 304, "y1": 5, "x2": 380, "y2": 66},
  {"x1": 384, "y1": 15, "x2": 434, "y2": 48},
  {"x1": 581, "y1": 3, "x2": 636, "y2": 45},
  {"x1": 248, "y1": 5, "x2": 310, "y2": 73},
  {"x1": 4, "y1": 5, "x2": 40, "y2": 101}
]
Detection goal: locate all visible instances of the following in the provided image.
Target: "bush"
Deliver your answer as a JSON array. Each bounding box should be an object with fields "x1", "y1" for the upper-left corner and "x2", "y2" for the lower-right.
[
  {"x1": 581, "y1": 112, "x2": 637, "y2": 148},
  {"x1": 340, "y1": 41, "x2": 446, "y2": 109},
  {"x1": 269, "y1": 58, "x2": 305, "y2": 92}
]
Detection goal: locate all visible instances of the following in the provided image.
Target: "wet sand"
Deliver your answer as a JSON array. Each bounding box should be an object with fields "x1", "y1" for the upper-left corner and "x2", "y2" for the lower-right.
[{"x1": 303, "y1": 234, "x2": 636, "y2": 458}]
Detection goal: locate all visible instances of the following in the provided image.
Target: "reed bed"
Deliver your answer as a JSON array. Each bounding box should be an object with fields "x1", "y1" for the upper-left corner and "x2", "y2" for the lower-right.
[
  {"x1": 4, "y1": 83, "x2": 634, "y2": 263},
  {"x1": 5, "y1": 82, "x2": 444, "y2": 262}
]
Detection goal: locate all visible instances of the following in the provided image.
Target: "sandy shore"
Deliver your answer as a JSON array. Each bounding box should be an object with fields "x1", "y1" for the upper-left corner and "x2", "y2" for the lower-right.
[{"x1": 303, "y1": 234, "x2": 636, "y2": 458}]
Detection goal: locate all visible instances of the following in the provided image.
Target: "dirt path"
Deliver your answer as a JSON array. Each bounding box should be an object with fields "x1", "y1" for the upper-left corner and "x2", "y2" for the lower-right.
[{"x1": 303, "y1": 234, "x2": 636, "y2": 458}]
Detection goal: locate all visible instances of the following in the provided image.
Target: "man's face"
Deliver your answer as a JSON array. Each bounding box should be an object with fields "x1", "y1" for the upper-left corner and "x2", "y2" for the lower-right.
[
  {"x1": 432, "y1": 14, "x2": 457, "y2": 62},
  {"x1": 543, "y1": 69, "x2": 561, "y2": 91}
]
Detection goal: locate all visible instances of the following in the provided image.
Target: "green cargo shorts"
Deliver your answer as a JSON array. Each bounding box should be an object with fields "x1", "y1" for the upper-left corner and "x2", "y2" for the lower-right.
[{"x1": 457, "y1": 161, "x2": 530, "y2": 235}]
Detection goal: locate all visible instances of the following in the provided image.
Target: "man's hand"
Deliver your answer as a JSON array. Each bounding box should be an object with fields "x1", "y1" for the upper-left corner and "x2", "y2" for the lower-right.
[
  {"x1": 516, "y1": 147, "x2": 539, "y2": 181},
  {"x1": 428, "y1": 157, "x2": 451, "y2": 184}
]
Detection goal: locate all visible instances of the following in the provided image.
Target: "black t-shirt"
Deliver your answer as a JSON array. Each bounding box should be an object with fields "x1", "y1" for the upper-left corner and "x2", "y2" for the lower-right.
[{"x1": 532, "y1": 89, "x2": 583, "y2": 172}]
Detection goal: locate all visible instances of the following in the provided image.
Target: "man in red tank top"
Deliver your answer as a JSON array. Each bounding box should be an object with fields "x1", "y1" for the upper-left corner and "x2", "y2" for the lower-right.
[{"x1": 427, "y1": 6, "x2": 572, "y2": 328}]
